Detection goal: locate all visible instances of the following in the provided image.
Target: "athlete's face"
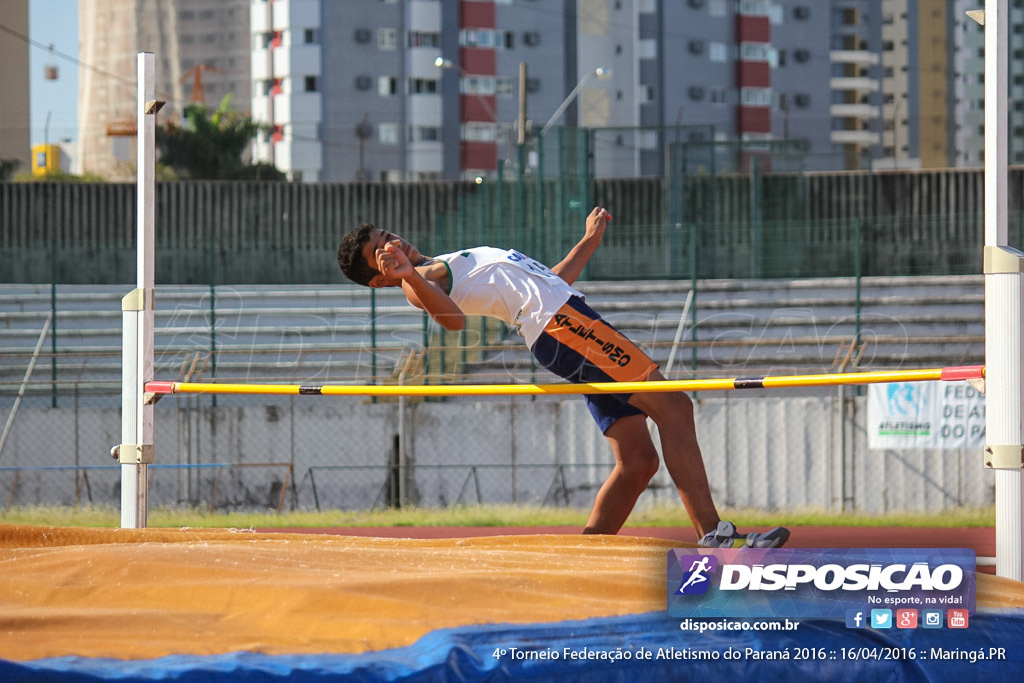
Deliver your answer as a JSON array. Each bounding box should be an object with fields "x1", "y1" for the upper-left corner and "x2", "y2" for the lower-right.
[{"x1": 361, "y1": 228, "x2": 423, "y2": 288}]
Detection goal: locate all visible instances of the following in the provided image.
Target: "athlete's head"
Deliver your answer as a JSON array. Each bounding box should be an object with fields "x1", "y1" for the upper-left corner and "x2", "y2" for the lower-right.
[
  {"x1": 337, "y1": 223, "x2": 379, "y2": 286},
  {"x1": 337, "y1": 224, "x2": 425, "y2": 287}
]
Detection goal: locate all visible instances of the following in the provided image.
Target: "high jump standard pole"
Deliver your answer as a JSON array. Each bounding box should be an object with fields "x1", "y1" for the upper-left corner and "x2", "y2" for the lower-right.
[
  {"x1": 975, "y1": 2, "x2": 1024, "y2": 581},
  {"x1": 118, "y1": 53, "x2": 160, "y2": 529}
]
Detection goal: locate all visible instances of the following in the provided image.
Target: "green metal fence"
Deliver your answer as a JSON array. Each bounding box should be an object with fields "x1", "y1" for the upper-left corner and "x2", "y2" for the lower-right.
[{"x1": 3, "y1": 130, "x2": 1021, "y2": 285}]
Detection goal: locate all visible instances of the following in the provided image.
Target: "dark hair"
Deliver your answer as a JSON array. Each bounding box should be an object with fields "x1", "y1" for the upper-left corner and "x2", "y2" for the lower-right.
[{"x1": 337, "y1": 223, "x2": 379, "y2": 286}]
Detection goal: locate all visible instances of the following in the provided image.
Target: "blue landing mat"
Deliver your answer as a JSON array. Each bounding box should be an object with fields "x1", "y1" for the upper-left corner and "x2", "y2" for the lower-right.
[{"x1": 3, "y1": 610, "x2": 1023, "y2": 682}]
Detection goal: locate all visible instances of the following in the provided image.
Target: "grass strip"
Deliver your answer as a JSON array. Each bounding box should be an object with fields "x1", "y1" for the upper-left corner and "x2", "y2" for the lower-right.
[{"x1": 0, "y1": 503, "x2": 996, "y2": 530}]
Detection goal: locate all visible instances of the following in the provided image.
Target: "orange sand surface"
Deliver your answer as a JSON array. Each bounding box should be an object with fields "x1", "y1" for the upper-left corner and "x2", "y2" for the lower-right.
[{"x1": 1, "y1": 524, "x2": 1023, "y2": 662}]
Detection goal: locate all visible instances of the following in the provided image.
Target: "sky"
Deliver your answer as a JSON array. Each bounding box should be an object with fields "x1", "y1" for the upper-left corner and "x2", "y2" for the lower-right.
[{"x1": 28, "y1": 0, "x2": 79, "y2": 147}]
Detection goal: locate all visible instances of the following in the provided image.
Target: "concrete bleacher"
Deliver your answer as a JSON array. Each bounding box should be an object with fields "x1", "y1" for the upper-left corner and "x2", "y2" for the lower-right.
[
  {"x1": 1, "y1": 285, "x2": 416, "y2": 392},
  {"x1": 577, "y1": 275, "x2": 984, "y2": 377},
  {"x1": 450, "y1": 275, "x2": 984, "y2": 382},
  {"x1": 0, "y1": 275, "x2": 985, "y2": 394}
]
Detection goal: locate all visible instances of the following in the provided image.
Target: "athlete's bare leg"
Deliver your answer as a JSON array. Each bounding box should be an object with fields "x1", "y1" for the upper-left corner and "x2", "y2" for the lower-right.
[
  {"x1": 625, "y1": 369, "x2": 721, "y2": 538},
  {"x1": 582, "y1": 414, "x2": 660, "y2": 535}
]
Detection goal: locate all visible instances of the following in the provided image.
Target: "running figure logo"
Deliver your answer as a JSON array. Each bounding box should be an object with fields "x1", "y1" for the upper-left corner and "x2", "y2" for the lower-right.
[{"x1": 676, "y1": 554, "x2": 718, "y2": 596}]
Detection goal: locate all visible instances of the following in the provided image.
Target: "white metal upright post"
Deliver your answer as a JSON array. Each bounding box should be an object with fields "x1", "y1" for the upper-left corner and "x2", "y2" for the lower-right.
[
  {"x1": 976, "y1": 2, "x2": 1024, "y2": 581},
  {"x1": 119, "y1": 53, "x2": 159, "y2": 528}
]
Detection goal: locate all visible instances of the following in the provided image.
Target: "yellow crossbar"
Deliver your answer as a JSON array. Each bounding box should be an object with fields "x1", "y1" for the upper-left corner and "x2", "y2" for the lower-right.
[{"x1": 145, "y1": 365, "x2": 984, "y2": 398}]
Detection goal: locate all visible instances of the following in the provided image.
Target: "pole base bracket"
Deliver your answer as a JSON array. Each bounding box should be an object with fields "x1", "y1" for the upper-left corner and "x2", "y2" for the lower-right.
[
  {"x1": 114, "y1": 443, "x2": 154, "y2": 465},
  {"x1": 985, "y1": 444, "x2": 1024, "y2": 469}
]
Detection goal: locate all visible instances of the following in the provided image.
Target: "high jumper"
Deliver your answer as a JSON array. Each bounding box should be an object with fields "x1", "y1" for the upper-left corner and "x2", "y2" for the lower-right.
[{"x1": 337, "y1": 206, "x2": 789, "y2": 548}]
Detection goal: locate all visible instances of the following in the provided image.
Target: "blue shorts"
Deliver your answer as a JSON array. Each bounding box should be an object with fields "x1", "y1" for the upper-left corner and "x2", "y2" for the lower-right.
[{"x1": 530, "y1": 296, "x2": 658, "y2": 433}]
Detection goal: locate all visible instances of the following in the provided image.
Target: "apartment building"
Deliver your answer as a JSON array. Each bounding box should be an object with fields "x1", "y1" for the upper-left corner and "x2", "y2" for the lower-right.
[
  {"x1": 878, "y1": 0, "x2": 1024, "y2": 170},
  {"x1": 253, "y1": 0, "x2": 853, "y2": 181},
  {"x1": 70, "y1": 0, "x2": 1024, "y2": 181},
  {"x1": 0, "y1": 0, "x2": 31, "y2": 174},
  {"x1": 250, "y1": 0, "x2": 321, "y2": 181},
  {"x1": 949, "y1": 0, "x2": 986, "y2": 168},
  {"x1": 251, "y1": 0, "x2": 583, "y2": 181}
]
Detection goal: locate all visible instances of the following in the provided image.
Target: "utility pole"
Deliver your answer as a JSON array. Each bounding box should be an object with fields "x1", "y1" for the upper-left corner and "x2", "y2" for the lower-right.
[{"x1": 517, "y1": 62, "x2": 528, "y2": 145}]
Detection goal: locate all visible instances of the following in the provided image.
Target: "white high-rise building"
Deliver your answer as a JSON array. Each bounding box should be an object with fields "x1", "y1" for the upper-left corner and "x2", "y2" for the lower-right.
[{"x1": 250, "y1": 0, "x2": 322, "y2": 181}]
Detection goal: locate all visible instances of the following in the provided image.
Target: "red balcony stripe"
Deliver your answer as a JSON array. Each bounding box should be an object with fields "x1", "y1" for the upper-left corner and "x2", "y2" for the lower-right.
[
  {"x1": 460, "y1": 47, "x2": 497, "y2": 75},
  {"x1": 461, "y1": 141, "x2": 497, "y2": 170},
  {"x1": 737, "y1": 61, "x2": 771, "y2": 87},
  {"x1": 460, "y1": 1, "x2": 495, "y2": 27},
  {"x1": 737, "y1": 106, "x2": 772, "y2": 134},
  {"x1": 736, "y1": 15, "x2": 770, "y2": 42}
]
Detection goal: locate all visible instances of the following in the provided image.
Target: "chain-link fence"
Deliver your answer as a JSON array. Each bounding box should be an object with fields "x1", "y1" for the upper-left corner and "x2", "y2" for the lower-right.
[
  {"x1": 0, "y1": 275, "x2": 989, "y2": 517},
  {"x1": 0, "y1": 390, "x2": 991, "y2": 516},
  {"x1": 4, "y1": 143, "x2": 1023, "y2": 286},
  {"x1": 0, "y1": 126, "x2": 1000, "y2": 521}
]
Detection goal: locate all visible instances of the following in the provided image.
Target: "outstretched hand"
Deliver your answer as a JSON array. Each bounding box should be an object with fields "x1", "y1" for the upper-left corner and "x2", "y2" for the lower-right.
[
  {"x1": 550, "y1": 207, "x2": 612, "y2": 285},
  {"x1": 375, "y1": 240, "x2": 414, "y2": 281},
  {"x1": 585, "y1": 207, "x2": 612, "y2": 241}
]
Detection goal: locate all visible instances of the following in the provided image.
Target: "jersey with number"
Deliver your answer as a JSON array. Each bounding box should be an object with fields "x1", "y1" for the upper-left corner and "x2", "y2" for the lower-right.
[{"x1": 434, "y1": 247, "x2": 583, "y2": 346}]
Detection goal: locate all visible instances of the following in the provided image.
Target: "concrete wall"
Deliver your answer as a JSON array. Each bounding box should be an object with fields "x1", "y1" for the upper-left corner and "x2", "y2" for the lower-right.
[{"x1": 1, "y1": 394, "x2": 991, "y2": 516}]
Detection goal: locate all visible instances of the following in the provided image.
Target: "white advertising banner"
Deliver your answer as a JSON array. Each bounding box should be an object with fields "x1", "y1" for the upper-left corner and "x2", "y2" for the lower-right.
[{"x1": 867, "y1": 381, "x2": 985, "y2": 450}]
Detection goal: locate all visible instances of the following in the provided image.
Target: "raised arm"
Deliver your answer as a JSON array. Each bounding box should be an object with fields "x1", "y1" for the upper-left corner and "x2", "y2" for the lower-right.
[{"x1": 550, "y1": 207, "x2": 610, "y2": 286}]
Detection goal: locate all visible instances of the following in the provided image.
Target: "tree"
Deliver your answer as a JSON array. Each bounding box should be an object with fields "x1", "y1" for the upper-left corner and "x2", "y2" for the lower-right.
[
  {"x1": 1, "y1": 158, "x2": 21, "y2": 181},
  {"x1": 157, "y1": 96, "x2": 285, "y2": 181}
]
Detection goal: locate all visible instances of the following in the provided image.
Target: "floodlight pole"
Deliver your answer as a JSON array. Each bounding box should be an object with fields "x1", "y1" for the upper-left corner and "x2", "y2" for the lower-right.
[
  {"x1": 539, "y1": 68, "x2": 611, "y2": 138},
  {"x1": 975, "y1": 2, "x2": 1024, "y2": 581},
  {"x1": 118, "y1": 53, "x2": 159, "y2": 529}
]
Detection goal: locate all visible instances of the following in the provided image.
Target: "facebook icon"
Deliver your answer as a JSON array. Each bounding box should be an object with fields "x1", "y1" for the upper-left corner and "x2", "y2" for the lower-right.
[{"x1": 846, "y1": 610, "x2": 866, "y2": 629}]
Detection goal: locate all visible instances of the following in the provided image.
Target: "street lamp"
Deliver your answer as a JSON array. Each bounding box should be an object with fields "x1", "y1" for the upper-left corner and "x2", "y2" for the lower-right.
[{"x1": 540, "y1": 67, "x2": 612, "y2": 137}]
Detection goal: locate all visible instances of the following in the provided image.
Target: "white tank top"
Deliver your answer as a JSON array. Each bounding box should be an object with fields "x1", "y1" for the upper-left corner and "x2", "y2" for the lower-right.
[{"x1": 434, "y1": 247, "x2": 583, "y2": 346}]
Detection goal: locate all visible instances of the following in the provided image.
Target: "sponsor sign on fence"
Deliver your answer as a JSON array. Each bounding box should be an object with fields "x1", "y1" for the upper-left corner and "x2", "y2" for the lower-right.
[{"x1": 867, "y1": 382, "x2": 985, "y2": 449}]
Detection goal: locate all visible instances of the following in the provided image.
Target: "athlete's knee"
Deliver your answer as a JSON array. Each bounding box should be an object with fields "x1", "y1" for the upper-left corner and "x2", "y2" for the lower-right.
[
  {"x1": 621, "y1": 448, "x2": 660, "y2": 484},
  {"x1": 639, "y1": 392, "x2": 694, "y2": 427},
  {"x1": 672, "y1": 391, "x2": 694, "y2": 415}
]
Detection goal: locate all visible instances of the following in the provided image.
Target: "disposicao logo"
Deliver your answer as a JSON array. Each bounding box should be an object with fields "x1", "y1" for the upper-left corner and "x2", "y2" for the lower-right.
[
  {"x1": 674, "y1": 555, "x2": 718, "y2": 596},
  {"x1": 666, "y1": 548, "x2": 975, "y2": 620}
]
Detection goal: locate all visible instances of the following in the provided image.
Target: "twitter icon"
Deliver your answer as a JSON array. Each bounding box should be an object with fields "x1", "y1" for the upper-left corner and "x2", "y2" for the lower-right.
[{"x1": 871, "y1": 609, "x2": 893, "y2": 629}]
